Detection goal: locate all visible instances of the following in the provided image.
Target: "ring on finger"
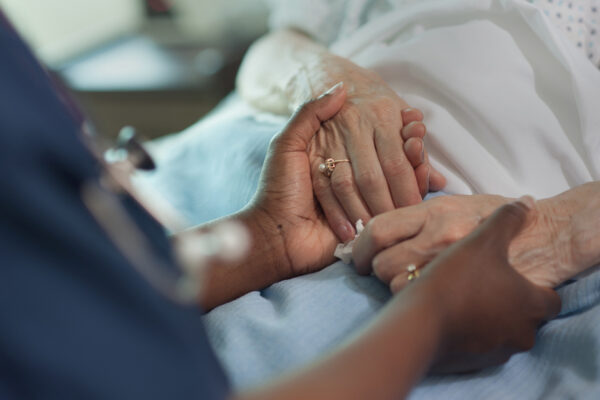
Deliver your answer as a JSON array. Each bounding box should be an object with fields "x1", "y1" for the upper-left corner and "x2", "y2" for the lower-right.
[
  {"x1": 319, "y1": 158, "x2": 351, "y2": 177},
  {"x1": 407, "y1": 264, "x2": 420, "y2": 282}
]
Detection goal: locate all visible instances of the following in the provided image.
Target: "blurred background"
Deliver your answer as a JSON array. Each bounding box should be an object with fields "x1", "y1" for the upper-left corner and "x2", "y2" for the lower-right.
[{"x1": 0, "y1": 0, "x2": 269, "y2": 138}]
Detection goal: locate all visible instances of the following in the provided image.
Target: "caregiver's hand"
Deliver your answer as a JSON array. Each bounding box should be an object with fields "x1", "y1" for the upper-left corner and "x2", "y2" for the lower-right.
[
  {"x1": 307, "y1": 57, "x2": 446, "y2": 242},
  {"x1": 235, "y1": 202, "x2": 560, "y2": 400},
  {"x1": 246, "y1": 83, "x2": 348, "y2": 279},
  {"x1": 414, "y1": 201, "x2": 561, "y2": 373},
  {"x1": 196, "y1": 84, "x2": 357, "y2": 310}
]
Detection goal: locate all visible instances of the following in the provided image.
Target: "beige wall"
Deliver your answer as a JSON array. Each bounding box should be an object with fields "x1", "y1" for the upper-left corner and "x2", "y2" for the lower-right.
[{"x1": 0, "y1": 0, "x2": 143, "y2": 65}]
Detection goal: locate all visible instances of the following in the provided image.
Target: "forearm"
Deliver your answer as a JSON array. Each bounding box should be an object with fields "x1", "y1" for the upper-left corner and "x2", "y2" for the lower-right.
[
  {"x1": 233, "y1": 284, "x2": 443, "y2": 400},
  {"x1": 173, "y1": 209, "x2": 288, "y2": 311},
  {"x1": 236, "y1": 29, "x2": 331, "y2": 114}
]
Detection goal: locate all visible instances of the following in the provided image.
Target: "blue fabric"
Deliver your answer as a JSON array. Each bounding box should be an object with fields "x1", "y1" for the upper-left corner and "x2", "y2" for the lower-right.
[
  {"x1": 0, "y1": 17, "x2": 229, "y2": 400},
  {"x1": 140, "y1": 95, "x2": 600, "y2": 398}
]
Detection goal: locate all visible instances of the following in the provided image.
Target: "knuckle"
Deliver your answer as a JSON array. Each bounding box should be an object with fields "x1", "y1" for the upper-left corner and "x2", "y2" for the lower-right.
[
  {"x1": 339, "y1": 105, "x2": 361, "y2": 126},
  {"x1": 372, "y1": 254, "x2": 394, "y2": 283},
  {"x1": 366, "y1": 217, "x2": 388, "y2": 248},
  {"x1": 355, "y1": 168, "x2": 382, "y2": 189},
  {"x1": 313, "y1": 178, "x2": 330, "y2": 196},
  {"x1": 331, "y1": 174, "x2": 355, "y2": 195},
  {"x1": 428, "y1": 198, "x2": 456, "y2": 217},
  {"x1": 381, "y1": 156, "x2": 412, "y2": 177},
  {"x1": 373, "y1": 97, "x2": 399, "y2": 121},
  {"x1": 441, "y1": 225, "x2": 470, "y2": 245}
]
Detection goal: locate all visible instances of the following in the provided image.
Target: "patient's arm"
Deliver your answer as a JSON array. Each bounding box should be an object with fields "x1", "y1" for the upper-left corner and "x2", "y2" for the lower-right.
[
  {"x1": 237, "y1": 29, "x2": 445, "y2": 242},
  {"x1": 353, "y1": 182, "x2": 600, "y2": 291}
]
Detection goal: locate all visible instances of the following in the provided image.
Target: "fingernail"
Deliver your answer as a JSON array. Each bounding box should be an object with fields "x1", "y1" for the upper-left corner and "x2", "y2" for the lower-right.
[
  {"x1": 318, "y1": 82, "x2": 344, "y2": 99},
  {"x1": 338, "y1": 221, "x2": 355, "y2": 242},
  {"x1": 420, "y1": 142, "x2": 425, "y2": 163}
]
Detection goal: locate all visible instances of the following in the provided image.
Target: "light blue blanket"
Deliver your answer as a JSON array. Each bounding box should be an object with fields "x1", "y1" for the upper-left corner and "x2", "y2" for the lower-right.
[{"x1": 137, "y1": 96, "x2": 600, "y2": 399}]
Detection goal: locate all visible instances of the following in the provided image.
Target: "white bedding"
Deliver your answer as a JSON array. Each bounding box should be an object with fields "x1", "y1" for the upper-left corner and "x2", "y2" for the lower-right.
[{"x1": 332, "y1": 0, "x2": 600, "y2": 198}]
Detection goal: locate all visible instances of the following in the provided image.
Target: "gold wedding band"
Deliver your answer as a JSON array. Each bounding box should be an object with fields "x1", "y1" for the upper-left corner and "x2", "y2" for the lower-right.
[{"x1": 319, "y1": 158, "x2": 350, "y2": 177}]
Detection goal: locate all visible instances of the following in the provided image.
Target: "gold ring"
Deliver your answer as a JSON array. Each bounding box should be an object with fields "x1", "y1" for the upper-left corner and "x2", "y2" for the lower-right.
[
  {"x1": 407, "y1": 264, "x2": 420, "y2": 282},
  {"x1": 318, "y1": 158, "x2": 350, "y2": 177}
]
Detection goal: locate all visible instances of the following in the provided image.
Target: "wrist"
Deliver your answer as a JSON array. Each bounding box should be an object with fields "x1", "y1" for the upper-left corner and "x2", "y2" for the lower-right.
[
  {"x1": 508, "y1": 183, "x2": 600, "y2": 286},
  {"x1": 239, "y1": 205, "x2": 294, "y2": 283},
  {"x1": 546, "y1": 182, "x2": 600, "y2": 273},
  {"x1": 392, "y1": 277, "x2": 446, "y2": 364},
  {"x1": 187, "y1": 209, "x2": 291, "y2": 310}
]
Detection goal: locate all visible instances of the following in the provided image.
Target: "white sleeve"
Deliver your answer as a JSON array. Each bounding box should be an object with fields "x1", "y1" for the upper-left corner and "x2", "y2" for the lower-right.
[{"x1": 264, "y1": 0, "x2": 350, "y2": 45}]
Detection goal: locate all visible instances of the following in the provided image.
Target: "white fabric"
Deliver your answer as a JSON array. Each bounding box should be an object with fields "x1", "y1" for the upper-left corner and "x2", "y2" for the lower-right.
[
  {"x1": 528, "y1": 0, "x2": 600, "y2": 66},
  {"x1": 333, "y1": 219, "x2": 364, "y2": 263},
  {"x1": 268, "y1": 0, "x2": 600, "y2": 67},
  {"x1": 270, "y1": 0, "x2": 600, "y2": 199}
]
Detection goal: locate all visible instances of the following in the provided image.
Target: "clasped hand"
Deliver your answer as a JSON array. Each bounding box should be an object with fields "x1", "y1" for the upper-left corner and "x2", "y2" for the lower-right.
[
  {"x1": 246, "y1": 87, "x2": 559, "y2": 373},
  {"x1": 306, "y1": 56, "x2": 445, "y2": 242}
]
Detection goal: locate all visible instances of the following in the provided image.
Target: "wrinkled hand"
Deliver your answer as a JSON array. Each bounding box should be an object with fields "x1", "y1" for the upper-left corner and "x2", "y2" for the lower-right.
[
  {"x1": 307, "y1": 57, "x2": 445, "y2": 242},
  {"x1": 247, "y1": 84, "x2": 347, "y2": 279},
  {"x1": 353, "y1": 194, "x2": 509, "y2": 292},
  {"x1": 354, "y1": 186, "x2": 600, "y2": 292},
  {"x1": 511, "y1": 183, "x2": 600, "y2": 287},
  {"x1": 407, "y1": 201, "x2": 561, "y2": 373}
]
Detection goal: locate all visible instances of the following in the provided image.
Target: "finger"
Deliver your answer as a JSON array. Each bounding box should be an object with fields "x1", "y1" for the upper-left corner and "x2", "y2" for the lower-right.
[
  {"x1": 347, "y1": 129, "x2": 397, "y2": 215},
  {"x1": 429, "y1": 166, "x2": 447, "y2": 192},
  {"x1": 423, "y1": 151, "x2": 446, "y2": 192},
  {"x1": 374, "y1": 127, "x2": 422, "y2": 208},
  {"x1": 403, "y1": 137, "x2": 425, "y2": 168},
  {"x1": 534, "y1": 287, "x2": 562, "y2": 321},
  {"x1": 371, "y1": 231, "x2": 441, "y2": 288},
  {"x1": 330, "y1": 161, "x2": 372, "y2": 226},
  {"x1": 352, "y1": 206, "x2": 427, "y2": 274},
  {"x1": 390, "y1": 274, "x2": 406, "y2": 294},
  {"x1": 476, "y1": 200, "x2": 531, "y2": 253},
  {"x1": 414, "y1": 164, "x2": 430, "y2": 198},
  {"x1": 312, "y1": 164, "x2": 356, "y2": 242},
  {"x1": 280, "y1": 82, "x2": 347, "y2": 151},
  {"x1": 400, "y1": 108, "x2": 424, "y2": 125},
  {"x1": 401, "y1": 121, "x2": 427, "y2": 141},
  {"x1": 404, "y1": 137, "x2": 429, "y2": 197}
]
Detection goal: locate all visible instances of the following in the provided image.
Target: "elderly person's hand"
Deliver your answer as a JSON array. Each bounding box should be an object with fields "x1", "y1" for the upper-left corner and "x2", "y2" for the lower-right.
[
  {"x1": 353, "y1": 184, "x2": 600, "y2": 293},
  {"x1": 307, "y1": 56, "x2": 446, "y2": 242},
  {"x1": 237, "y1": 29, "x2": 445, "y2": 243},
  {"x1": 412, "y1": 201, "x2": 561, "y2": 373}
]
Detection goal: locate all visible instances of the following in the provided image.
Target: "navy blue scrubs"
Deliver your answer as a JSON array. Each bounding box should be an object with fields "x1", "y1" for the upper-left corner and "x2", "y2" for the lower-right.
[{"x1": 0, "y1": 14, "x2": 229, "y2": 400}]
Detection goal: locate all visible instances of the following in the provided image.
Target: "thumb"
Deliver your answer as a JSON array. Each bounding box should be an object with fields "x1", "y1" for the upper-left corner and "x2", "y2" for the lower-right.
[
  {"x1": 533, "y1": 286, "x2": 562, "y2": 321},
  {"x1": 477, "y1": 198, "x2": 533, "y2": 252},
  {"x1": 278, "y1": 82, "x2": 346, "y2": 151}
]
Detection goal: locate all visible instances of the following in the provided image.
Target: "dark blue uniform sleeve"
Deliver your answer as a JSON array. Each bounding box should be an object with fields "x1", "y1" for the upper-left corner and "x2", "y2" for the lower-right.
[{"x1": 0, "y1": 15, "x2": 230, "y2": 400}]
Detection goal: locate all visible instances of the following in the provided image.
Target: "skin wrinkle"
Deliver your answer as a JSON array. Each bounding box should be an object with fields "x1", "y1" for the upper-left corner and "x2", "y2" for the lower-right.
[
  {"x1": 570, "y1": 194, "x2": 600, "y2": 269},
  {"x1": 254, "y1": 203, "x2": 296, "y2": 281}
]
